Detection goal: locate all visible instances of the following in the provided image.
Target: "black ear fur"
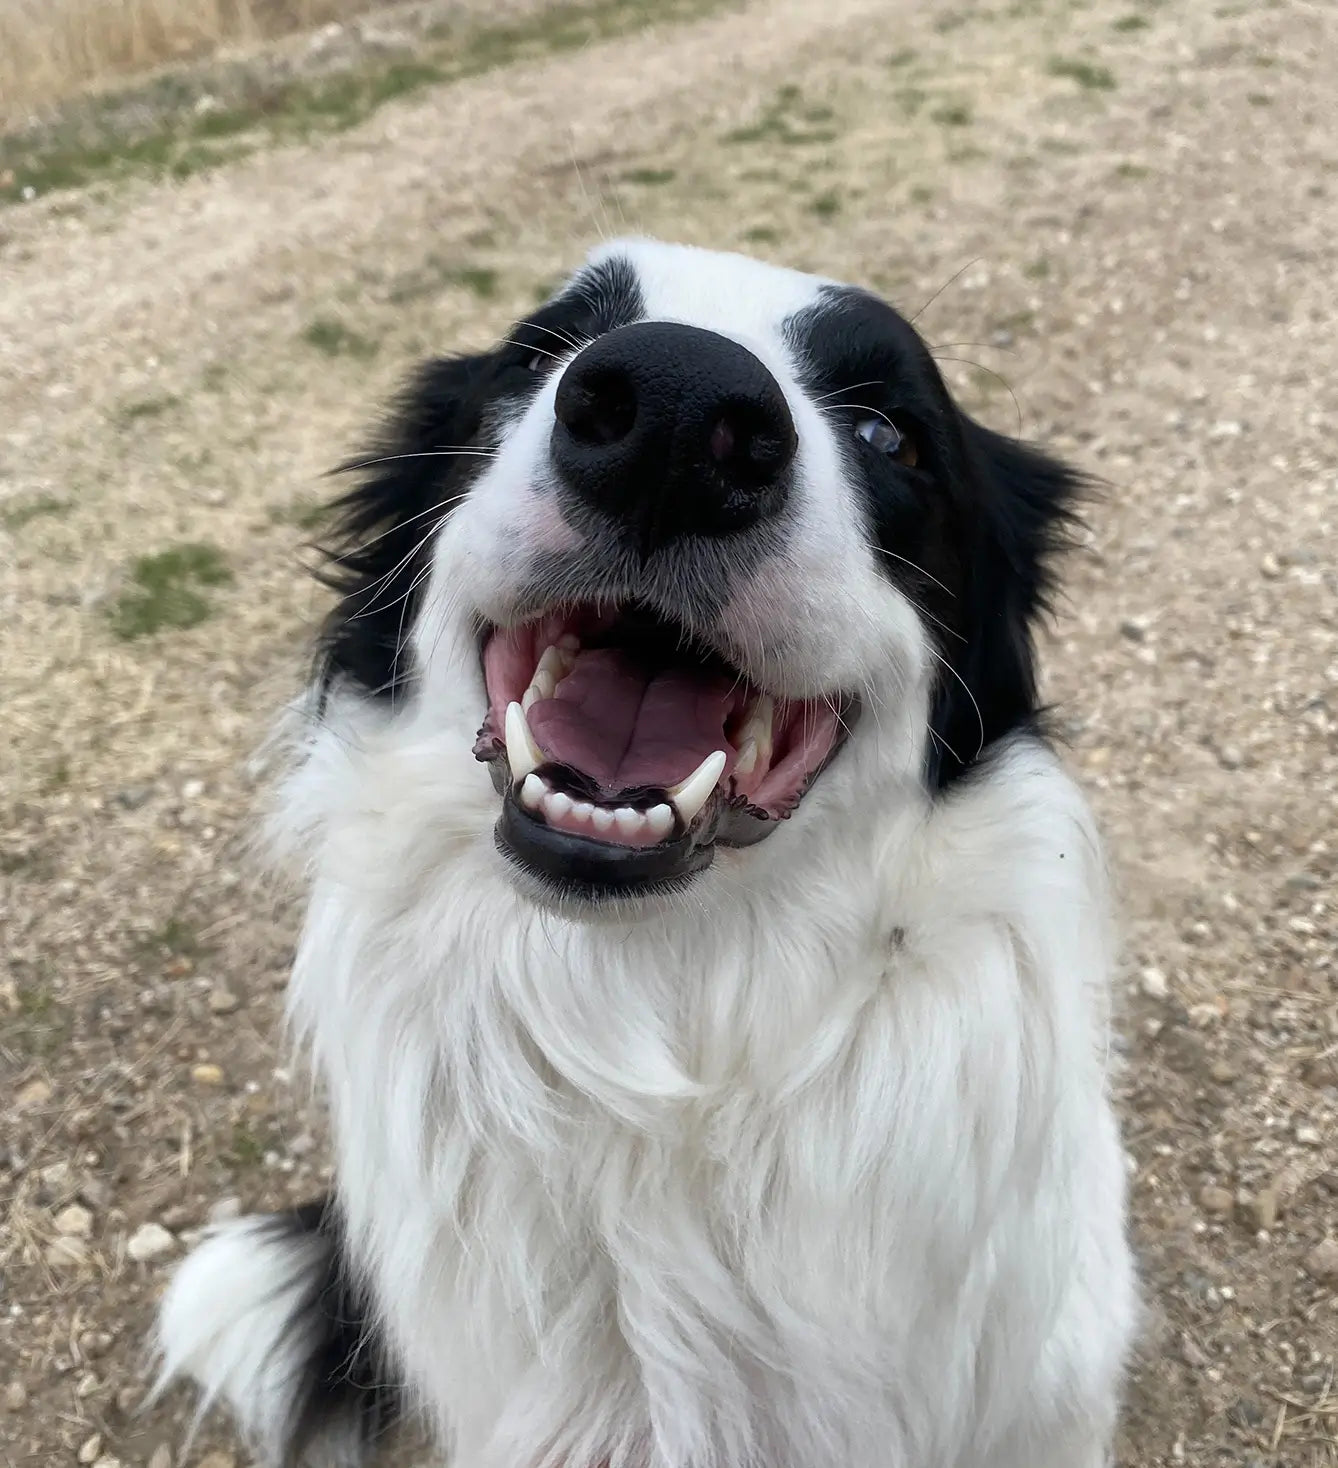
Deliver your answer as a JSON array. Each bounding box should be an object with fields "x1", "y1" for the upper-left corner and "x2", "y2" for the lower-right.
[
  {"x1": 315, "y1": 352, "x2": 500, "y2": 702},
  {"x1": 927, "y1": 420, "x2": 1086, "y2": 788}
]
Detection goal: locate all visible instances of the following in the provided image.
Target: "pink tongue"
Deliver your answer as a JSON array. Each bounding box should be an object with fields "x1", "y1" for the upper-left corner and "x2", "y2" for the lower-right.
[{"x1": 526, "y1": 648, "x2": 733, "y2": 794}]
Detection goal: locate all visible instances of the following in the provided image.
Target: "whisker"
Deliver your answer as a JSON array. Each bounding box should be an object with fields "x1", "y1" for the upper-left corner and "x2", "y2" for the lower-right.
[
  {"x1": 811, "y1": 379, "x2": 883, "y2": 404},
  {"x1": 909, "y1": 256, "x2": 982, "y2": 326},
  {"x1": 338, "y1": 448, "x2": 497, "y2": 474},
  {"x1": 926, "y1": 647, "x2": 985, "y2": 762},
  {"x1": 515, "y1": 319, "x2": 585, "y2": 353},
  {"x1": 866, "y1": 543, "x2": 956, "y2": 599},
  {"x1": 932, "y1": 355, "x2": 1024, "y2": 436},
  {"x1": 500, "y1": 338, "x2": 567, "y2": 364}
]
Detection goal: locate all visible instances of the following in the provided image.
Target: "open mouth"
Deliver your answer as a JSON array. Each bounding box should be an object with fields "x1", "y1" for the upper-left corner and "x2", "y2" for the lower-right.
[{"x1": 474, "y1": 604, "x2": 854, "y2": 896}]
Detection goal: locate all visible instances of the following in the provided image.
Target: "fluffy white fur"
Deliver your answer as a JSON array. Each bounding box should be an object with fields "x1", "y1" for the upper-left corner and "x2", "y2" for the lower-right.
[{"x1": 159, "y1": 239, "x2": 1136, "y2": 1468}]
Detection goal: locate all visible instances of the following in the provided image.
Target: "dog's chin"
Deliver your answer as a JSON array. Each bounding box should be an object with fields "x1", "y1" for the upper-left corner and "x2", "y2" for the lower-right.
[{"x1": 472, "y1": 601, "x2": 855, "y2": 904}]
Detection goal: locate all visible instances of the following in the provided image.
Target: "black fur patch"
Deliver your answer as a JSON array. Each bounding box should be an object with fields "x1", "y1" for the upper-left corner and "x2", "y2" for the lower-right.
[
  {"x1": 272, "y1": 1199, "x2": 399, "y2": 1466},
  {"x1": 787, "y1": 286, "x2": 1083, "y2": 788},
  {"x1": 316, "y1": 256, "x2": 644, "y2": 702}
]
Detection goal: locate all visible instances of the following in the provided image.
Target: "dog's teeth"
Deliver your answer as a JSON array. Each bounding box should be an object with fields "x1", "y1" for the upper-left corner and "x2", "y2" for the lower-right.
[
  {"x1": 613, "y1": 806, "x2": 644, "y2": 837},
  {"x1": 737, "y1": 694, "x2": 775, "y2": 770},
  {"x1": 536, "y1": 645, "x2": 569, "y2": 682},
  {"x1": 519, "y1": 773, "x2": 547, "y2": 812},
  {"x1": 543, "y1": 790, "x2": 573, "y2": 822},
  {"x1": 591, "y1": 806, "x2": 616, "y2": 833},
  {"x1": 668, "y1": 749, "x2": 727, "y2": 825},
  {"x1": 645, "y1": 803, "x2": 675, "y2": 840},
  {"x1": 505, "y1": 701, "x2": 544, "y2": 783},
  {"x1": 557, "y1": 632, "x2": 580, "y2": 652},
  {"x1": 570, "y1": 799, "x2": 594, "y2": 823},
  {"x1": 734, "y1": 738, "x2": 758, "y2": 777}
]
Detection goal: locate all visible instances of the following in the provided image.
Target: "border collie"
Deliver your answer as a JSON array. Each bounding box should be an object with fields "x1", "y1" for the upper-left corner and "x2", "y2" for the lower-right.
[{"x1": 156, "y1": 238, "x2": 1135, "y2": 1468}]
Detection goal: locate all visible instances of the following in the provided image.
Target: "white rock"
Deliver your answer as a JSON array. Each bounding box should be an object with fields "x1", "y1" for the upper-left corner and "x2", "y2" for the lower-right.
[
  {"x1": 1139, "y1": 965, "x2": 1169, "y2": 1000},
  {"x1": 54, "y1": 1204, "x2": 93, "y2": 1237},
  {"x1": 126, "y1": 1223, "x2": 175, "y2": 1263},
  {"x1": 77, "y1": 1431, "x2": 103, "y2": 1464}
]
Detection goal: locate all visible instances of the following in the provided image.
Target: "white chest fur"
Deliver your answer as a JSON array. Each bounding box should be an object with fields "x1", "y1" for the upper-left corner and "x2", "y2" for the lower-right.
[{"x1": 283, "y1": 729, "x2": 1134, "y2": 1468}]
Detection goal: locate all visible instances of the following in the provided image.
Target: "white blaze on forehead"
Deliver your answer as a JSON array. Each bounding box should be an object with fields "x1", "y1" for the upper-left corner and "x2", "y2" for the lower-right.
[{"x1": 584, "y1": 237, "x2": 833, "y2": 354}]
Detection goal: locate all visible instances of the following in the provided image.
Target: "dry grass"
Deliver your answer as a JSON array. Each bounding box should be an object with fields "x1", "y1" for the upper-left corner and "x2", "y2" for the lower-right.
[{"x1": 0, "y1": 0, "x2": 403, "y2": 123}]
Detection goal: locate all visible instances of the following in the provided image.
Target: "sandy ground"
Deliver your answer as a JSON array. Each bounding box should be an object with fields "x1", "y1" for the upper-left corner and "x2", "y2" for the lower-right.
[{"x1": 2, "y1": 0, "x2": 1337, "y2": 1464}]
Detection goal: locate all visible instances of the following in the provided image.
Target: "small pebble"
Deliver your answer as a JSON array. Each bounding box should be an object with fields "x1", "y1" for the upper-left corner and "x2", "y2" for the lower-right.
[
  {"x1": 190, "y1": 1063, "x2": 224, "y2": 1087},
  {"x1": 1242, "y1": 1187, "x2": 1279, "y2": 1232},
  {"x1": 1198, "y1": 1185, "x2": 1234, "y2": 1217},
  {"x1": 1208, "y1": 1059, "x2": 1238, "y2": 1084},
  {"x1": 146, "y1": 1448, "x2": 172, "y2": 1468},
  {"x1": 1139, "y1": 966, "x2": 1169, "y2": 1000},
  {"x1": 208, "y1": 1196, "x2": 242, "y2": 1224},
  {"x1": 1295, "y1": 1122, "x2": 1322, "y2": 1146},
  {"x1": 195, "y1": 1453, "x2": 236, "y2": 1468},
  {"x1": 207, "y1": 987, "x2": 240, "y2": 1015},
  {"x1": 126, "y1": 1223, "x2": 175, "y2": 1263},
  {"x1": 4, "y1": 1381, "x2": 27, "y2": 1411},
  {"x1": 77, "y1": 1432, "x2": 103, "y2": 1464},
  {"x1": 181, "y1": 779, "x2": 205, "y2": 800},
  {"x1": 1304, "y1": 1237, "x2": 1338, "y2": 1282},
  {"x1": 15, "y1": 1078, "x2": 52, "y2": 1109},
  {"x1": 54, "y1": 1204, "x2": 93, "y2": 1238}
]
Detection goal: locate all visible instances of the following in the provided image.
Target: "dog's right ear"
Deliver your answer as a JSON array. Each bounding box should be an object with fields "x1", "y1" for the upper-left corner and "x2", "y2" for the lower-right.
[{"x1": 313, "y1": 351, "x2": 501, "y2": 703}]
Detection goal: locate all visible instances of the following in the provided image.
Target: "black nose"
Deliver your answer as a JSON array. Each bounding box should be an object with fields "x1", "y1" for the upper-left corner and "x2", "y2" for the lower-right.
[{"x1": 551, "y1": 321, "x2": 797, "y2": 558}]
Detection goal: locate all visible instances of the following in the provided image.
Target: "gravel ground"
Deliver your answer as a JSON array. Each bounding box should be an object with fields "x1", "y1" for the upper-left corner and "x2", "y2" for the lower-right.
[{"x1": 2, "y1": 0, "x2": 1336, "y2": 1465}]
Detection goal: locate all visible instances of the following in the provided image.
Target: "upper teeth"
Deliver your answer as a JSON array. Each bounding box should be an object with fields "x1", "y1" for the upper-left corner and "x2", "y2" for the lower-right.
[
  {"x1": 734, "y1": 694, "x2": 774, "y2": 778},
  {"x1": 668, "y1": 749, "x2": 728, "y2": 825},
  {"x1": 505, "y1": 701, "x2": 545, "y2": 783},
  {"x1": 521, "y1": 641, "x2": 576, "y2": 711}
]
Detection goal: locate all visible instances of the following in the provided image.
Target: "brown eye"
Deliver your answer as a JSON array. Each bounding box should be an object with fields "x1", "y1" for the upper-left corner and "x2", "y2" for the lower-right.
[{"x1": 855, "y1": 416, "x2": 917, "y2": 468}]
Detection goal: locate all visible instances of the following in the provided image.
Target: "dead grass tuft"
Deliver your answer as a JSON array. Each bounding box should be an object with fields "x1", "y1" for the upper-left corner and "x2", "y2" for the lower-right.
[{"x1": 0, "y1": 0, "x2": 405, "y2": 124}]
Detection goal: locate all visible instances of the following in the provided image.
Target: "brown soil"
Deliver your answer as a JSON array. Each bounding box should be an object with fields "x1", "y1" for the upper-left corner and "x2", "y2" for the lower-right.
[{"x1": 2, "y1": 0, "x2": 1336, "y2": 1465}]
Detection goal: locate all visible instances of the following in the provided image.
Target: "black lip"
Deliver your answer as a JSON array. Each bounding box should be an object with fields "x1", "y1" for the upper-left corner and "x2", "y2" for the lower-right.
[{"x1": 496, "y1": 791, "x2": 717, "y2": 898}]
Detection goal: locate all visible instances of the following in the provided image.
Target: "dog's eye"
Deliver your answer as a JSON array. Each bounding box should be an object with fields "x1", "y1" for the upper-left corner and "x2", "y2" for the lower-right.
[{"x1": 854, "y1": 416, "x2": 917, "y2": 467}]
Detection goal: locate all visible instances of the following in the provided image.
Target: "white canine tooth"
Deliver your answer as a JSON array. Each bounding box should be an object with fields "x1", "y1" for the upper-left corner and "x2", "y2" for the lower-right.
[
  {"x1": 520, "y1": 773, "x2": 547, "y2": 811},
  {"x1": 505, "y1": 701, "x2": 544, "y2": 783},
  {"x1": 668, "y1": 749, "x2": 728, "y2": 825},
  {"x1": 591, "y1": 806, "x2": 616, "y2": 833},
  {"x1": 543, "y1": 790, "x2": 573, "y2": 821},
  {"x1": 613, "y1": 806, "x2": 644, "y2": 837},
  {"x1": 646, "y1": 803, "x2": 675, "y2": 841},
  {"x1": 739, "y1": 694, "x2": 775, "y2": 767},
  {"x1": 734, "y1": 738, "x2": 758, "y2": 777}
]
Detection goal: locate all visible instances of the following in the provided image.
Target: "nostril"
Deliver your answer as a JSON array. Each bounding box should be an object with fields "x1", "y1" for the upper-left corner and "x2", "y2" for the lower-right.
[
  {"x1": 708, "y1": 400, "x2": 797, "y2": 486},
  {"x1": 555, "y1": 366, "x2": 637, "y2": 447}
]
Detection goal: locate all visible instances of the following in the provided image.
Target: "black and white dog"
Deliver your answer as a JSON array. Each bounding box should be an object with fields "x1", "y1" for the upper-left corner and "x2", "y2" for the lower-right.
[{"x1": 157, "y1": 239, "x2": 1135, "y2": 1468}]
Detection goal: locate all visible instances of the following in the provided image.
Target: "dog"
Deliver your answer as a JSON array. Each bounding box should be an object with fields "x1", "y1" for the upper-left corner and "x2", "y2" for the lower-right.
[{"x1": 155, "y1": 238, "x2": 1136, "y2": 1468}]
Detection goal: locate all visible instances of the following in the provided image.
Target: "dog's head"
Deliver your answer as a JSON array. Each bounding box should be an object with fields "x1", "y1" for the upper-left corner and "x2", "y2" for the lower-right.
[{"x1": 316, "y1": 239, "x2": 1078, "y2": 905}]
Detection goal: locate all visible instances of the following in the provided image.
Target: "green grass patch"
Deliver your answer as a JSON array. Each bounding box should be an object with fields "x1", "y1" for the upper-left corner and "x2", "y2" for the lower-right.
[
  {"x1": 1247, "y1": 93, "x2": 1273, "y2": 107},
  {"x1": 109, "y1": 542, "x2": 233, "y2": 640},
  {"x1": 623, "y1": 166, "x2": 677, "y2": 185},
  {"x1": 1112, "y1": 13, "x2": 1149, "y2": 29},
  {"x1": 1023, "y1": 256, "x2": 1051, "y2": 279},
  {"x1": 886, "y1": 48, "x2": 918, "y2": 68},
  {"x1": 1047, "y1": 56, "x2": 1117, "y2": 91},
  {"x1": 226, "y1": 1121, "x2": 267, "y2": 1170},
  {"x1": 808, "y1": 191, "x2": 842, "y2": 218},
  {"x1": 723, "y1": 85, "x2": 840, "y2": 147},
  {"x1": 0, "y1": 494, "x2": 70, "y2": 530},
  {"x1": 932, "y1": 101, "x2": 973, "y2": 127},
  {"x1": 742, "y1": 224, "x2": 780, "y2": 244},
  {"x1": 2, "y1": 0, "x2": 737, "y2": 206},
  {"x1": 301, "y1": 316, "x2": 378, "y2": 360},
  {"x1": 10, "y1": 980, "x2": 72, "y2": 1059},
  {"x1": 115, "y1": 393, "x2": 180, "y2": 425},
  {"x1": 1114, "y1": 161, "x2": 1150, "y2": 178}
]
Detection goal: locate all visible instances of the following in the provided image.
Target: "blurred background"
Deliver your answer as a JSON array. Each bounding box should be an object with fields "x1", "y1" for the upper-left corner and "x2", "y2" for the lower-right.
[{"x1": 1, "y1": 1, "x2": 1335, "y2": 1465}]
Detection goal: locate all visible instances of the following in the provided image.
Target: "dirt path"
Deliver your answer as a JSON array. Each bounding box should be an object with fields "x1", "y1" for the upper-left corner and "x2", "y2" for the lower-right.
[{"x1": 3, "y1": 0, "x2": 1337, "y2": 1464}]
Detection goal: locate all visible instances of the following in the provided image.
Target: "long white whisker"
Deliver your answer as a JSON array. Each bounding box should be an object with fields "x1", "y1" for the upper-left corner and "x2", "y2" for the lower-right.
[{"x1": 926, "y1": 647, "x2": 985, "y2": 761}]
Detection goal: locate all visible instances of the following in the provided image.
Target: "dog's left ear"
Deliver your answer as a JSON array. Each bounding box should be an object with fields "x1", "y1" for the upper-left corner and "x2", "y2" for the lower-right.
[
  {"x1": 928, "y1": 419, "x2": 1085, "y2": 788},
  {"x1": 313, "y1": 351, "x2": 502, "y2": 702}
]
